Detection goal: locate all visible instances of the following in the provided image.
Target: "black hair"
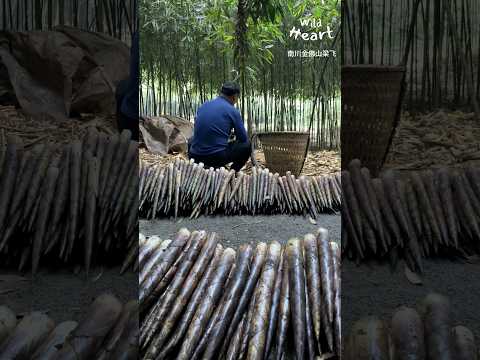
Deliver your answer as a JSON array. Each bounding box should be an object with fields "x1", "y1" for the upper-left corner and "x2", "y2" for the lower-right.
[{"x1": 220, "y1": 81, "x2": 241, "y2": 96}]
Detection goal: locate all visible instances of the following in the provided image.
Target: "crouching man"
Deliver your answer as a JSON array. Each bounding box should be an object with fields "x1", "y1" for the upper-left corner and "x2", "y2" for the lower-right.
[
  {"x1": 188, "y1": 82, "x2": 250, "y2": 172},
  {"x1": 116, "y1": 31, "x2": 139, "y2": 141}
]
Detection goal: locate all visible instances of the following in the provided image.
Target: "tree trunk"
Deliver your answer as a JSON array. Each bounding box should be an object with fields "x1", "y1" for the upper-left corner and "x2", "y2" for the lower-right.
[
  {"x1": 234, "y1": 0, "x2": 250, "y2": 137},
  {"x1": 35, "y1": 0, "x2": 42, "y2": 29}
]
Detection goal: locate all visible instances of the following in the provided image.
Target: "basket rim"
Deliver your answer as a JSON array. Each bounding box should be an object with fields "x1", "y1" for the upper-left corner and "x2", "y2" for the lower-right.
[{"x1": 257, "y1": 131, "x2": 310, "y2": 136}]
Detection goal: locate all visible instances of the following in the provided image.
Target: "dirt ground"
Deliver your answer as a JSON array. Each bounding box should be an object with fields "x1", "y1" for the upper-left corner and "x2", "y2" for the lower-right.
[
  {"x1": 140, "y1": 214, "x2": 341, "y2": 248},
  {"x1": 343, "y1": 259, "x2": 480, "y2": 341},
  {"x1": 0, "y1": 267, "x2": 137, "y2": 322}
]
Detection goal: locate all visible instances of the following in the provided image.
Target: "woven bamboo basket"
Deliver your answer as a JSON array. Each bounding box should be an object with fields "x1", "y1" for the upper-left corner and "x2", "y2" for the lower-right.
[
  {"x1": 341, "y1": 65, "x2": 406, "y2": 176},
  {"x1": 254, "y1": 131, "x2": 310, "y2": 176}
]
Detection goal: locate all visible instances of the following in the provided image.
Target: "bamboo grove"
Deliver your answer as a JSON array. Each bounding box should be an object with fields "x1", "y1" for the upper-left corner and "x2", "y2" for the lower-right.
[
  {"x1": 343, "y1": 0, "x2": 480, "y2": 111},
  {"x1": 140, "y1": 0, "x2": 341, "y2": 150},
  {"x1": 0, "y1": 0, "x2": 138, "y2": 42}
]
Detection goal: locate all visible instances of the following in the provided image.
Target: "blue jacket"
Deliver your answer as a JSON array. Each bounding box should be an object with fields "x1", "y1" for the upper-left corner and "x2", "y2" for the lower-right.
[
  {"x1": 189, "y1": 96, "x2": 248, "y2": 155},
  {"x1": 120, "y1": 31, "x2": 139, "y2": 119}
]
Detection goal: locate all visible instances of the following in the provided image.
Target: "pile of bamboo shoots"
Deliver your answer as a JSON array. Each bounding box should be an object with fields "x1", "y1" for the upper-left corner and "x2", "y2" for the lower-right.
[
  {"x1": 0, "y1": 129, "x2": 138, "y2": 275},
  {"x1": 342, "y1": 159, "x2": 480, "y2": 272},
  {"x1": 345, "y1": 293, "x2": 479, "y2": 359},
  {"x1": 139, "y1": 158, "x2": 342, "y2": 219},
  {"x1": 0, "y1": 293, "x2": 138, "y2": 359},
  {"x1": 386, "y1": 110, "x2": 480, "y2": 170},
  {"x1": 139, "y1": 228, "x2": 341, "y2": 360}
]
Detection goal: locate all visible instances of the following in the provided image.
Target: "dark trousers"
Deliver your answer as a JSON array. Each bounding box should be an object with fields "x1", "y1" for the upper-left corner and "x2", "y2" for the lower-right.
[
  {"x1": 115, "y1": 79, "x2": 139, "y2": 141},
  {"x1": 189, "y1": 141, "x2": 251, "y2": 172}
]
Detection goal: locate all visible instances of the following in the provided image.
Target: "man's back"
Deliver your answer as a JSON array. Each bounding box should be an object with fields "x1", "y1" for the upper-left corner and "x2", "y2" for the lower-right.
[{"x1": 189, "y1": 96, "x2": 247, "y2": 156}]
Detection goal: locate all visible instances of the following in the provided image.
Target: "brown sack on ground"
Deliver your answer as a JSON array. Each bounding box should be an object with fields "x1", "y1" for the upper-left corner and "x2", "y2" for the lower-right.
[
  {"x1": 0, "y1": 26, "x2": 129, "y2": 121},
  {"x1": 139, "y1": 115, "x2": 193, "y2": 155}
]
